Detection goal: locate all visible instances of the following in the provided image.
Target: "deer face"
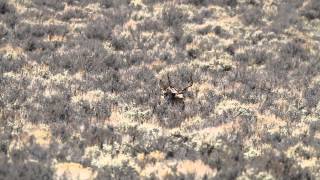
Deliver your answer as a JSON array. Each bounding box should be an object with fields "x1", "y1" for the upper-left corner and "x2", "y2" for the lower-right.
[
  {"x1": 159, "y1": 74, "x2": 193, "y2": 107},
  {"x1": 162, "y1": 87, "x2": 181, "y2": 101}
]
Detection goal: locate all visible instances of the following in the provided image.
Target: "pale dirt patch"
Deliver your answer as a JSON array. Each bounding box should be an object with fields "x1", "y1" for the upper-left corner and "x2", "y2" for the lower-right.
[
  {"x1": 8, "y1": 0, "x2": 29, "y2": 14},
  {"x1": 176, "y1": 159, "x2": 217, "y2": 178},
  {"x1": 147, "y1": 59, "x2": 167, "y2": 71},
  {"x1": 17, "y1": 123, "x2": 52, "y2": 149},
  {"x1": 286, "y1": 143, "x2": 318, "y2": 168},
  {"x1": 0, "y1": 44, "x2": 25, "y2": 57},
  {"x1": 196, "y1": 82, "x2": 216, "y2": 96},
  {"x1": 137, "y1": 150, "x2": 166, "y2": 164},
  {"x1": 139, "y1": 158, "x2": 217, "y2": 179},
  {"x1": 193, "y1": 118, "x2": 242, "y2": 142},
  {"x1": 214, "y1": 99, "x2": 241, "y2": 115},
  {"x1": 131, "y1": 0, "x2": 145, "y2": 7},
  {"x1": 71, "y1": 90, "x2": 105, "y2": 104},
  {"x1": 46, "y1": 35, "x2": 66, "y2": 42},
  {"x1": 314, "y1": 132, "x2": 320, "y2": 139},
  {"x1": 54, "y1": 162, "x2": 97, "y2": 180},
  {"x1": 181, "y1": 116, "x2": 205, "y2": 130},
  {"x1": 256, "y1": 114, "x2": 287, "y2": 134},
  {"x1": 124, "y1": 19, "x2": 138, "y2": 30},
  {"x1": 107, "y1": 108, "x2": 129, "y2": 126},
  {"x1": 140, "y1": 161, "x2": 174, "y2": 179},
  {"x1": 147, "y1": 150, "x2": 166, "y2": 161}
]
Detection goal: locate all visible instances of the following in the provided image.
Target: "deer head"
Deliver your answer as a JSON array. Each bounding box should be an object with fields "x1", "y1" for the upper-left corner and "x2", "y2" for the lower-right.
[{"x1": 159, "y1": 74, "x2": 193, "y2": 107}]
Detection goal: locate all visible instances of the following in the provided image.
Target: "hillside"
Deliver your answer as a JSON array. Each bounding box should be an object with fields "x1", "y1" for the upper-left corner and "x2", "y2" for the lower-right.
[{"x1": 1, "y1": 0, "x2": 320, "y2": 179}]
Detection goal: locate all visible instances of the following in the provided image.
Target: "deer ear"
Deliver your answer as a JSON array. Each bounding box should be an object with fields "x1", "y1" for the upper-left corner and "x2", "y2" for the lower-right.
[{"x1": 159, "y1": 80, "x2": 167, "y2": 90}]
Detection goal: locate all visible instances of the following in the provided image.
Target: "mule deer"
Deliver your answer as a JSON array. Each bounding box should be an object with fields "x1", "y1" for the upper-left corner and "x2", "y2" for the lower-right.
[{"x1": 159, "y1": 74, "x2": 193, "y2": 109}]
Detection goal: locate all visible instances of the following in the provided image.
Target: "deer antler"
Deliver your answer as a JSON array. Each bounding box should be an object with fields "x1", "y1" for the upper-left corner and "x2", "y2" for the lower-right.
[
  {"x1": 179, "y1": 75, "x2": 193, "y2": 93},
  {"x1": 167, "y1": 74, "x2": 173, "y2": 88},
  {"x1": 159, "y1": 79, "x2": 168, "y2": 90}
]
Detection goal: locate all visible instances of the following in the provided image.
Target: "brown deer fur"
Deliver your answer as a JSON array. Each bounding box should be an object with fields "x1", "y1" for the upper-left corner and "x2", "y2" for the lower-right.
[{"x1": 159, "y1": 74, "x2": 193, "y2": 109}]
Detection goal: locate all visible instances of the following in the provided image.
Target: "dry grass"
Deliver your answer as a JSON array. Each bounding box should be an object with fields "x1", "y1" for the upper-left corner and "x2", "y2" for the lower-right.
[{"x1": 1, "y1": 0, "x2": 320, "y2": 179}]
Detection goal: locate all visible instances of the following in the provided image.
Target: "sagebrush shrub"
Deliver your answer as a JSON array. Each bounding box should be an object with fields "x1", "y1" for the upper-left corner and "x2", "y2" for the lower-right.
[
  {"x1": 32, "y1": 0, "x2": 65, "y2": 10},
  {"x1": 85, "y1": 17, "x2": 113, "y2": 40},
  {"x1": 162, "y1": 5, "x2": 187, "y2": 27},
  {"x1": 240, "y1": 6, "x2": 264, "y2": 25},
  {"x1": 100, "y1": 0, "x2": 131, "y2": 8},
  {"x1": 301, "y1": 0, "x2": 320, "y2": 20},
  {"x1": 58, "y1": 8, "x2": 86, "y2": 21}
]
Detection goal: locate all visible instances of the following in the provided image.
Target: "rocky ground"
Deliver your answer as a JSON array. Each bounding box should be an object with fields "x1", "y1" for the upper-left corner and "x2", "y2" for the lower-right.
[{"x1": 1, "y1": 0, "x2": 320, "y2": 179}]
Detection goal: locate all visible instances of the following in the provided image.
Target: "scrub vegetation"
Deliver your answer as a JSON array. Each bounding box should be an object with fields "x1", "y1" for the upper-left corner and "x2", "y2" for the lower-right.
[{"x1": 1, "y1": 0, "x2": 320, "y2": 179}]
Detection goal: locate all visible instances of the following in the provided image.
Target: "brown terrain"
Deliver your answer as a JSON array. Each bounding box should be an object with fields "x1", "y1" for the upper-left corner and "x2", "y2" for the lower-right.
[{"x1": 1, "y1": 0, "x2": 320, "y2": 179}]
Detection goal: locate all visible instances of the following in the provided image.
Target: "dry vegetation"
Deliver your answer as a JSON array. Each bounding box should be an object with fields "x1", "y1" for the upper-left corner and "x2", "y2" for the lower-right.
[{"x1": 1, "y1": 0, "x2": 320, "y2": 179}]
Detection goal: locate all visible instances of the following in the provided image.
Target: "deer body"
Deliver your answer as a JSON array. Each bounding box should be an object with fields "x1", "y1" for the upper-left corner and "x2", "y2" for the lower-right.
[{"x1": 159, "y1": 74, "x2": 193, "y2": 109}]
